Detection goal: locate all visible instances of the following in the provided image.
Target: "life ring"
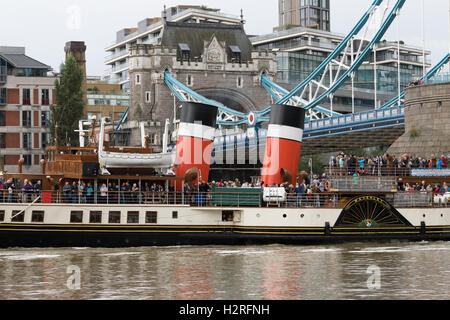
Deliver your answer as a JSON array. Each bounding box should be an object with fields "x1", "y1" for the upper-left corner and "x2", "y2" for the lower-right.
[{"x1": 325, "y1": 180, "x2": 331, "y2": 191}]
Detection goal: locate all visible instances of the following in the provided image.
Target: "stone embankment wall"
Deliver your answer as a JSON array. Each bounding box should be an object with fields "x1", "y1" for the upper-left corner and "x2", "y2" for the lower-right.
[{"x1": 387, "y1": 83, "x2": 450, "y2": 158}]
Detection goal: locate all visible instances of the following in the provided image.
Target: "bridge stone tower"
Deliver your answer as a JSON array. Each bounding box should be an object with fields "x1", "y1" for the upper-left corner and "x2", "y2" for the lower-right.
[
  {"x1": 127, "y1": 21, "x2": 276, "y2": 151},
  {"x1": 387, "y1": 83, "x2": 450, "y2": 158}
]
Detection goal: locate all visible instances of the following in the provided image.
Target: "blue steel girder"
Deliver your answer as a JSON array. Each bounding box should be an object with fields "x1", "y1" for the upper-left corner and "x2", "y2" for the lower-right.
[
  {"x1": 274, "y1": 0, "x2": 387, "y2": 106},
  {"x1": 212, "y1": 106, "x2": 405, "y2": 157},
  {"x1": 163, "y1": 0, "x2": 405, "y2": 127},
  {"x1": 302, "y1": 0, "x2": 406, "y2": 111},
  {"x1": 261, "y1": 73, "x2": 342, "y2": 120},
  {"x1": 259, "y1": 0, "x2": 404, "y2": 119}
]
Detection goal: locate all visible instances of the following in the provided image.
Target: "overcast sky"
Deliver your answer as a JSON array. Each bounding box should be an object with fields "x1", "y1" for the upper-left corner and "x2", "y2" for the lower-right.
[{"x1": 1, "y1": 0, "x2": 449, "y2": 76}]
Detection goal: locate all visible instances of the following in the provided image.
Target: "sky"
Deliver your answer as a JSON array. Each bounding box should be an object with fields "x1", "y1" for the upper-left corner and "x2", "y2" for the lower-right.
[{"x1": 1, "y1": 0, "x2": 449, "y2": 76}]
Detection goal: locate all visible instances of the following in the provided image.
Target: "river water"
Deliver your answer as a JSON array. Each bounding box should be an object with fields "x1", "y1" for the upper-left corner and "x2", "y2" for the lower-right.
[{"x1": 1, "y1": 241, "x2": 450, "y2": 300}]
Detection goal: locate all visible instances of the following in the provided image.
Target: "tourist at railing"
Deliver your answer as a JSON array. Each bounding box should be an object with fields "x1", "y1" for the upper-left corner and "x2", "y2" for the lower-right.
[
  {"x1": 6, "y1": 179, "x2": 16, "y2": 203},
  {"x1": 0, "y1": 185, "x2": 448, "y2": 208},
  {"x1": 86, "y1": 183, "x2": 94, "y2": 204},
  {"x1": 100, "y1": 184, "x2": 108, "y2": 204},
  {"x1": 22, "y1": 179, "x2": 34, "y2": 203},
  {"x1": 34, "y1": 180, "x2": 42, "y2": 203},
  {"x1": 62, "y1": 182, "x2": 72, "y2": 204},
  {"x1": 329, "y1": 152, "x2": 450, "y2": 177}
]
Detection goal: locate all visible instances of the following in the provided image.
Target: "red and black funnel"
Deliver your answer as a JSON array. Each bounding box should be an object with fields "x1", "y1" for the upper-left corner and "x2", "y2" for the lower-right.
[
  {"x1": 174, "y1": 102, "x2": 217, "y2": 190},
  {"x1": 261, "y1": 104, "x2": 306, "y2": 187}
]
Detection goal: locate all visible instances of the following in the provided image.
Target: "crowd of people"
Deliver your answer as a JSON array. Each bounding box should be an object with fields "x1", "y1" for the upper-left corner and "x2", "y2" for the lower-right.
[
  {"x1": 329, "y1": 153, "x2": 450, "y2": 176},
  {"x1": 59, "y1": 181, "x2": 170, "y2": 204},
  {"x1": 208, "y1": 175, "x2": 329, "y2": 198},
  {"x1": 397, "y1": 179, "x2": 449, "y2": 195},
  {"x1": 1, "y1": 167, "x2": 449, "y2": 205},
  {"x1": 0, "y1": 179, "x2": 42, "y2": 203}
]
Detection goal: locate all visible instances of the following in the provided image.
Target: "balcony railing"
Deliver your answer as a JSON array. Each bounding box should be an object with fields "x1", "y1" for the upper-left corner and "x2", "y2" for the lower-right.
[{"x1": 105, "y1": 50, "x2": 129, "y2": 63}]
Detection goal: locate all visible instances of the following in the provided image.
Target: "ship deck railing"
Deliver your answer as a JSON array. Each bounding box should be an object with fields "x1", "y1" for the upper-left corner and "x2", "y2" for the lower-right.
[
  {"x1": 329, "y1": 176, "x2": 397, "y2": 193},
  {"x1": 325, "y1": 166, "x2": 412, "y2": 177},
  {"x1": 0, "y1": 190, "x2": 446, "y2": 209}
]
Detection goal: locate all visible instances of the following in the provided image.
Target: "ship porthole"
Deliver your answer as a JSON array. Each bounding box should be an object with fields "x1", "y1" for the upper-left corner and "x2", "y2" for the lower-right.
[
  {"x1": 256, "y1": 213, "x2": 261, "y2": 218},
  {"x1": 423, "y1": 214, "x2": 426, "y2": 218},
  {"x1": 283, "y1": 214, "x2": 287, "y2": 218},
  {"x1": 300, "y1": 214, "x2": 304, "y2": 218}
]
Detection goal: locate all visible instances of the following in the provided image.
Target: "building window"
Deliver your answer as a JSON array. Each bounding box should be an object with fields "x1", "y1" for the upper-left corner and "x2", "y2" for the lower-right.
[
  {"x1": 90, "y1": 211, "x2": 102, "y2": 224},
  {"x1": 187, "y1": 75, "x2": 193, "y2": 87},
  {"x1": 127, "y1": 211, "x2": 139, "y2": 224},
  {"x1": 23, "y1": 133, "x2": 32, "y2": 149},
  {"x1": 237, "y1": 76, "x2": 243, "y2": 88},
  {"x1": 0, "y1": 133, "x2": 5, "y2": 149},
  {"x1": 0, "y1": 111, "x2": 5, "y2": 126},
  {"x1": 109, "y1": 211, "x2": 121, "y2": 224},
  {"x1": 0, "y1": 88, "x2": 6, "y2": 105},
  {"x1": 12, "y1": 210, "x2": 24, "y2": 223},
  {"x1": 145, "y1": 91, "x2": 151, "y2": 103},
  {"x1": 229, "y1": 46, "x2": 242, "y2": 63},
  {"x1": 148, "y1": 133, "x2": 157, "y2": 145},
  {"x1": 41, "y1": 111, "x2": 50, "y2": 127},
  {"x1": 22, "y1": 154, "x2": 32, "y2": 166},
  {"x1": 22, "y1": 110, "x2": 31, "y2": 127},
  {"x1": 179, "y1": 43, "x2": 191, "y2": 61},
  {"x1": 41, "y1": 89, "x2": 50, "y2": 105},
  {"x1": 0, "y1": 210, "x2": 4, "y2": 222},
  {"x1": 172, "y1": 211, "x2": 178, "y2": 219},
  {"x1": 70, "y1": 211, "x2": 83, "y2": 223},
  {"x1": 31, "y1": 211, "x2": 45, "y2": 223},
  {"x1": 41, "y1": 133, "x2": 50, "y2": 149},
  {"x1": 146, "y1": 211, "x2": 157, "y2": 224},
  {"x1": 135, "y1": 74, "x2": 141, "y2": 85},
  {"x1": 22, "y1": 89, "x2": 31, "y2": 105}
]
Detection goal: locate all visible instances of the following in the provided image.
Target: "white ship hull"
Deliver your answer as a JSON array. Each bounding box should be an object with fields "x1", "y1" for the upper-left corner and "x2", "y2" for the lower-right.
[{"x1": 0, "y1": 200, "x2": 449, "y2": 248}]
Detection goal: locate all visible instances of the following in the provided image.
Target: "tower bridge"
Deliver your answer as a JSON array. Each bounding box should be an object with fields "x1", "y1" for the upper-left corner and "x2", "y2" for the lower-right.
[{"x1": 121, "y1": 0, "x2": 450, "y2": 182}]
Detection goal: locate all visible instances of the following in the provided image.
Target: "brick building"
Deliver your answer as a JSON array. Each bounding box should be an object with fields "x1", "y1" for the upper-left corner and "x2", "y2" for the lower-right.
[{"x1": 0, "y1": 46, "x2": 56, "y2": 174}]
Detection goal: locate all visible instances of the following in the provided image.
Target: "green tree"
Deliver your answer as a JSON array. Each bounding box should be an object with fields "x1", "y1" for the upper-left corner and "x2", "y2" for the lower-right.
[
  {"x1": 299, "y1": 154, "x2": 326, "y2": 176},
  {"x1": 50, "y1": 55, "x2": 85, "y2": 147}
]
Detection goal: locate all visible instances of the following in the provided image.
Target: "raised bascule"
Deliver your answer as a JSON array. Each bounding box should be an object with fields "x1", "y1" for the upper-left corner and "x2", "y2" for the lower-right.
[{"x1": 1, "y1": 0, "x2": 450, "y2": 248}]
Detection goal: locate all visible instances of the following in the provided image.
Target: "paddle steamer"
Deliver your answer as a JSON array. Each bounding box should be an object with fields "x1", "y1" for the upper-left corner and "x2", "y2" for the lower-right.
[{"x1": 1, "y1": 102, "x2": 449, "y2": 248}]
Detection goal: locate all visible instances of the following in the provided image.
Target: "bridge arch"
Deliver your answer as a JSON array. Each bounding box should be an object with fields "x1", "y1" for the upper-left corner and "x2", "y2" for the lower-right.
[{"x1": 196, "y1": 88, "x2": 258, "y2": 114}]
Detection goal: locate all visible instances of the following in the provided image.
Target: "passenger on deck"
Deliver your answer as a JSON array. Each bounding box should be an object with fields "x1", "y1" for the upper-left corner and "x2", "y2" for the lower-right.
[
  {"x1": 62, "y1": 182, "x2": 72, "y2": 204},
  {"x1": 86, "y1": 183, "x2": 94, "y2": 204},
  {"x1": 100, "y1": 184, "x2": 108, "y2": 204},
  {"x1": 34, "y1": 180, "x2": 42, "y2": 203}
]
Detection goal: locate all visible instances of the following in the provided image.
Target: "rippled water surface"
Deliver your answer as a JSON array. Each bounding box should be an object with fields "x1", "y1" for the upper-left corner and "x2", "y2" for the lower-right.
[{"x1": 1, "y1": 242, "x2": 450, "y2": 300}]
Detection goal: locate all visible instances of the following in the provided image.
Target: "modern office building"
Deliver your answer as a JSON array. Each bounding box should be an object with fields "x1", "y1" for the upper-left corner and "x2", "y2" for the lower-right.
[
  {"x1": 0, "y1": 46, "x2": 56, "y2": 174},
  {"x1": 104, "y1": 5, "x2": 243, "y2": 92},
  {"x1": 250, "y1": 26, "x2": 431, "y2": 112},
  {"x1": 277, "y1": 0, "x2": 331, "y2": 32}
]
